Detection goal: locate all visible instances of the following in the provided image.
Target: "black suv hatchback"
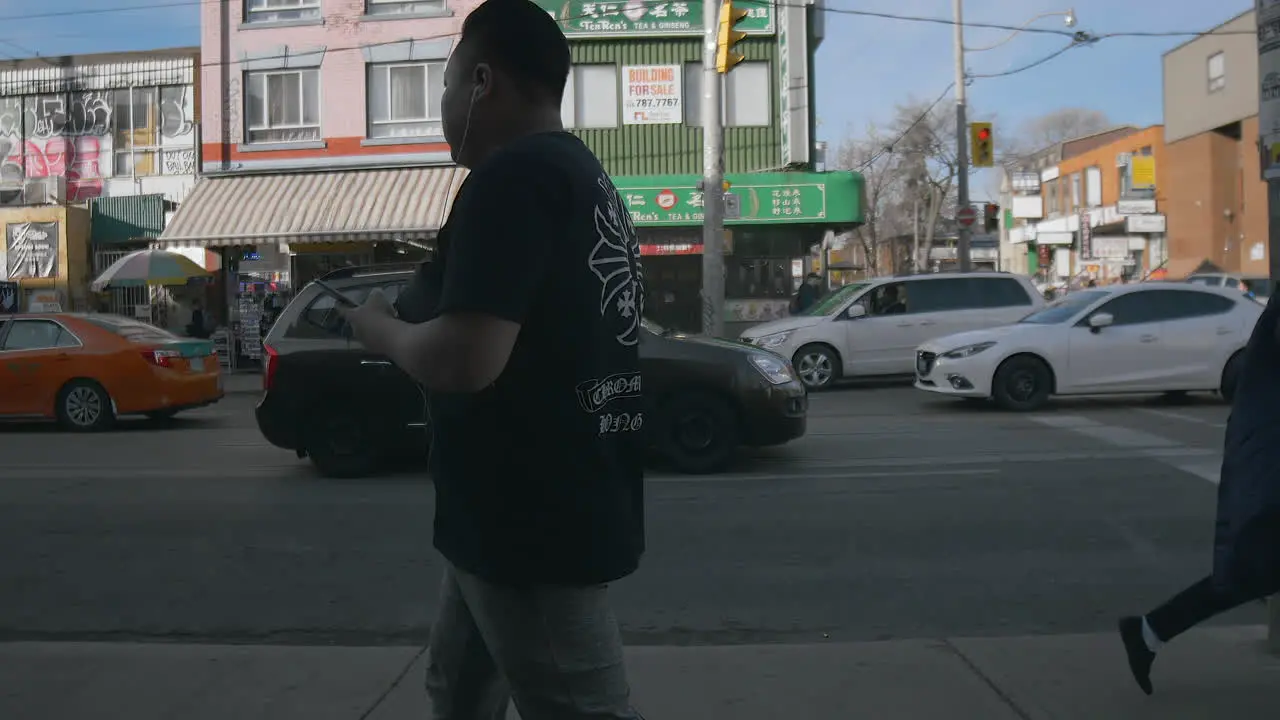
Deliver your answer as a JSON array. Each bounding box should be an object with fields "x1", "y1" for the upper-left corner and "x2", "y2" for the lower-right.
[{"x1": 255, "y1": 264, "x2": 807, "y2": 478}]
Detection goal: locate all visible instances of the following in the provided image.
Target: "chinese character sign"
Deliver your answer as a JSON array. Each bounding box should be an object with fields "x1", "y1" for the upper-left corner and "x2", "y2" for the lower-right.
[
  {"x1": 622, "y1": 65, "x2": 683, "y2": 124},
  {"x1": 537, "y1": 0, "x2": 774, "y2": 37},
  {"x1": 5, "y1": 221, "x2": 59, "y2": 280},
  {"x1": 618, "y1": 182, "x2": 826, "y2": 225}
]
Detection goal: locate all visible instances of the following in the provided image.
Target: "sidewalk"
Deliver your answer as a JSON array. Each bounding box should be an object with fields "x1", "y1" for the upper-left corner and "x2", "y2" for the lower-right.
[{"x1": 2, "y1": 627, "x2": 1277, "y2": 719}]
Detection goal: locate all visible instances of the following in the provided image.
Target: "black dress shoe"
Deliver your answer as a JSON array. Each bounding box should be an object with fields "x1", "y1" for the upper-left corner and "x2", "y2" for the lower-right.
[{"x1": 1118, "y1": 616, "x2": 1155, "y2": 695}]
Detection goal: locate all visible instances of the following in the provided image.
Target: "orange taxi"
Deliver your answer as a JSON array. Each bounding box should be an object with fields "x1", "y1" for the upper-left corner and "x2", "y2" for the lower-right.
[{"x1": 0, "y1": 313, "x2": 223, "y2": 430}]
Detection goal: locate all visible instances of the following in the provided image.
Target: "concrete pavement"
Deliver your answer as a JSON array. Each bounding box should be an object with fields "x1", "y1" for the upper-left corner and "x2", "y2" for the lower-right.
[{"x1": 2, "y1": 627, "x2": 1278, "y2": 719}]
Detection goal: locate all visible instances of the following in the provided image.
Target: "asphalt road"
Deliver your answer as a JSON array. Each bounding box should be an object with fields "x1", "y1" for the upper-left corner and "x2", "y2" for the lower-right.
[{"x1": 0, "y1": 383, "x2": 1249, "y2": 647}]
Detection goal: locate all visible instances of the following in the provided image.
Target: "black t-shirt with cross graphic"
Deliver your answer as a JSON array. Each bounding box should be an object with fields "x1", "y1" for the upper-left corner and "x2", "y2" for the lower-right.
[{"x1": 406, "y1": 132, "x2": 647, "y2": 586}]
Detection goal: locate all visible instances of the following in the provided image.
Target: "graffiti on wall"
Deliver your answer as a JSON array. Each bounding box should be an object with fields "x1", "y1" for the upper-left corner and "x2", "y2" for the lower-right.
[{"x1": 0, "y1": 84, "x2": 195, "y2": 202}]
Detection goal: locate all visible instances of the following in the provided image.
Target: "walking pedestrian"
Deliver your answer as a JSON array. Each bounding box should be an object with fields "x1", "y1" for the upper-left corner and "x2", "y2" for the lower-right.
[
  {"x1": 1118, "y1": 294, "x2": 1280, "y2": 695},
  {"x1": 340, "y1": 0, "x2": 647, "y2": 717}
]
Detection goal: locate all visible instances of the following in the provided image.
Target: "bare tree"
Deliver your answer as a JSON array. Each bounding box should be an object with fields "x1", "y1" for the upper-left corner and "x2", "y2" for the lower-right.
[
  {"x1": 836, "y1": 126, "x2": 903, "y2": 277},
  {"x1": 1001, "y1": 107, "x2": 1111, "y2": 168},
  {"x1": 887, "y1": 98, "x2": 960, "y2": 272}
]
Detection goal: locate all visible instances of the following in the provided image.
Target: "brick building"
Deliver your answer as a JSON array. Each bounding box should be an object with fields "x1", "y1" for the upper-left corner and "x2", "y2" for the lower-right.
[{"x1": 1161, "y1": 8, "x2": 1269, "y2": 279}]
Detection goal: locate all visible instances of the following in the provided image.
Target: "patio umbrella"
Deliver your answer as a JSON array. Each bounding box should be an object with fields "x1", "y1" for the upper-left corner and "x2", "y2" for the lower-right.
[{"x1": 91, "y1": 249, "x2": 211, "y2": 291}]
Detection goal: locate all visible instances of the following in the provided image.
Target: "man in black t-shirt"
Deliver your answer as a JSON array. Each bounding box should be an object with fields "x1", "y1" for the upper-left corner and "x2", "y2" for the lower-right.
[{"x1": 341, "y1": 1, "x2": 646, "y2": 717}]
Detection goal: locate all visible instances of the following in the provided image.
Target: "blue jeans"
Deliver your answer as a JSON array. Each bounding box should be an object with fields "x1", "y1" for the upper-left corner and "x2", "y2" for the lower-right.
[{"x1": 424, "y1": 563, "x2": 643, "y2": 720}]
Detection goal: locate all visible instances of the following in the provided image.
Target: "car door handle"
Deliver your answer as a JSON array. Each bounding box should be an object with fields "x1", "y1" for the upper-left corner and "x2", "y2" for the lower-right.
[
  {"x1": 1216, "y1": 327, "x2": 1232, "y2": 335},
  {"x1": 918, "y1": 321, "x2": 935, "y2": 327},
  {"x1": 1140, "y1": 334, "x2": 1158, "y2": 343},
  {"x1": 360, "y1": 359, "x2": 393, "y2": 367}
]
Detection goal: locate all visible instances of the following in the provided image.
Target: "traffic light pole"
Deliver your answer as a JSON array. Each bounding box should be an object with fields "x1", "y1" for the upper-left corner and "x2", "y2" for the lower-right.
[
  {"x1": 700, "y1": 0, "x2": 726, "y2": 337},
  {"x1": 953, "y1": 0, "x2": 972, "y2": 273}
]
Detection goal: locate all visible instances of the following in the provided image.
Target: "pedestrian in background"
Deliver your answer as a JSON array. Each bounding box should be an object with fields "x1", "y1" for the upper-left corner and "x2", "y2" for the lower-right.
[
  {"x1": 1119, "y1": 293, "x2": 1280, "y2": 695},
  {"x1": 791, "y1": 272, "x2": 823, "y2": 314},
  {"x1": 340, "y1": 0, "x2": 647, "y2": 717}
]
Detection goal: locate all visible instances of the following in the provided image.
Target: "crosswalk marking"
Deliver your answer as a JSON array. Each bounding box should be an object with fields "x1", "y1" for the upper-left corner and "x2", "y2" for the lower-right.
[{"x1": 1028, "y1": 414, "x2": 1222, "y2": 485}]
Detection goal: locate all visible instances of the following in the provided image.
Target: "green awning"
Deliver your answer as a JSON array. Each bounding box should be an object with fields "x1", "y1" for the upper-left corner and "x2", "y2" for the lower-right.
[
  {"x1": 90, "y1": 194, "x2": 166, "y2": 245},
  {"x1": 611, "y1": 171, "x2": 864, "y2": 228}
]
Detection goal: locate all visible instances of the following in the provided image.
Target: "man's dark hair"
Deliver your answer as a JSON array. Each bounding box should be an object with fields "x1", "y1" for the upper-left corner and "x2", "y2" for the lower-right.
[{"x1": 459, "y1": 0, "x2": 571, "y2": 104}]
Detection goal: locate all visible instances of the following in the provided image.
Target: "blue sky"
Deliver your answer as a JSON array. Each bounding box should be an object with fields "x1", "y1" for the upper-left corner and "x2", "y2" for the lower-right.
[
  {"x1": 814, "y1": 1, "x2": 1252, "y2": 153},
  {"x1": 0, "y1": 0, "x2": 1257, "y2": 199}
]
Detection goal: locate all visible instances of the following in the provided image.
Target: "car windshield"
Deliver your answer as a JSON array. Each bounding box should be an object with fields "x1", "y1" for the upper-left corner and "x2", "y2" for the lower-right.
[
  {"x1": 800, "y1": 283, "x2": 869, "y2": 317},
  {"x1": 1018, "y1": 290, "x2": 1109, "y2": 324},
  {"x1": 640, "y1": 318, "x2": 666, "y2": 336},
  {"x1": 82, "y1": 315, "x2": 180, "y2": 343}
]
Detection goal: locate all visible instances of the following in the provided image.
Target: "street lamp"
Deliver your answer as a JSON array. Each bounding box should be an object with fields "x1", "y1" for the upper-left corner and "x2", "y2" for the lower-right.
[
  {"x1": 953, "y1": 3, "x2": 1079, "y2": 272},
  {"x1": 965, "y1": 9, "x2": 1077, "y2": 53}
]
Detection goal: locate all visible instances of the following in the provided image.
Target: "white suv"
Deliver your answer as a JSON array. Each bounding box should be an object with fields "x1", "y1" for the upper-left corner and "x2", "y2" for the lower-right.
[{"x1": 739, "y1": 272, "x2": 1045, "y2": 390}]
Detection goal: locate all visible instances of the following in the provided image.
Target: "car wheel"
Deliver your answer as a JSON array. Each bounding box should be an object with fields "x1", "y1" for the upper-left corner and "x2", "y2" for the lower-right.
[
  {"x1": 1220, "y1": 350, "x2": 1245, "y2": 404},
  {"x1": 992, "y1": 355, "x2": 1052, "y2": 412},
  {"x1": 660, "y1": 392, "x2": 739, "y2": 474},
  {"x1": 56, "y1": 380, "x2": 114, "y2": 432},
  {"x1": 307, "y1": 415, "x2": 384, "y2": 479},
  {"x1": 793, "y1": 344, "x2": 839, "y2": 391}
]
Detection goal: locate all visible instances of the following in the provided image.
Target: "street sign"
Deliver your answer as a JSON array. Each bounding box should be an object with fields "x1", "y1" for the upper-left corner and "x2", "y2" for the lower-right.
[
  {"x1": 723, "y1": 192, "x2": 741, "y2": 219},
  {"x1": 956, "y1": 205, "x2": 977, "y2": 227}
]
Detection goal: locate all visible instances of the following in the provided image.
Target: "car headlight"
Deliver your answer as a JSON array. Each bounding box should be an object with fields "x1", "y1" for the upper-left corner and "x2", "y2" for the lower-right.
[
  {"x1": 941, "y1": 341, "x2": 996, "y2": 359},
  {"x1": 750, "y1": 331, "x2": 792, "y2": 350},
  {"x1": 749, "y1": 352, "x2": 795, "y2": 385}
]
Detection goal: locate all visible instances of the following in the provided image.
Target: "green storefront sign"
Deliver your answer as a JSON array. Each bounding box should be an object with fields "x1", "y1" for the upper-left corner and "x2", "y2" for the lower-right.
[
  {"x1": 612, "y1": 171, "x2": 864, "y2": 227},
  {"x1": 536, "y1": 0, "x2": 774, "y2": 37}
]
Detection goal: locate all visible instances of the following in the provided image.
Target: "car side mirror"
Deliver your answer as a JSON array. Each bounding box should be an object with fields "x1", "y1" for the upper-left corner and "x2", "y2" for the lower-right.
[
  {"x1": 846, "y1": 304, "x2": 867, "y2": 320},
  {"x1": 1088, "y1": 312, "x2": 1113, "y2": 333}
]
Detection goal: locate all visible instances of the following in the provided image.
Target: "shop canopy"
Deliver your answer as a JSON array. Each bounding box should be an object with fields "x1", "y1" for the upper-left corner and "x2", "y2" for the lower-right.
[{"x1": 155, "y1": 166, "x2": 468, "y2": 248}]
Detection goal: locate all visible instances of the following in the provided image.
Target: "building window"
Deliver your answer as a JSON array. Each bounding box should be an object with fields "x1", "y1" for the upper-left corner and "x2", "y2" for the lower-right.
[
  {"x1": 367, "y1": 62, "x2": 445, "y2": 139},
  {"x1": 1069, "y1": 173, "x2": 1081, "y2": 210},
  {"x1": 1139, "y1": 145, "x2": 1153, "y2": 156},
  {"x1": 1085, "y1": 166, "x2": 1102, "y2": 207},
  {"x1": 245, "y1": 0, "x2": 321, "y2": 23},
  {"x1": 245, "y1": 69, "x2": 321, "y2": 144},
  {"x1": 683, "y1": 61, "x2": 771, "y2": 127},
  {"x1": 366, "y1": 0, "x2": 447, "y2": 15},
  {"x1": 1208, "y1": 52, "x2": 1225, "y2": 92},
  {"x1": 1044, "y1": 180, "x2": 1059, "y2": 217},
  {"x1": 561, "y1": 65, "x2": 618, "y2": 129}
]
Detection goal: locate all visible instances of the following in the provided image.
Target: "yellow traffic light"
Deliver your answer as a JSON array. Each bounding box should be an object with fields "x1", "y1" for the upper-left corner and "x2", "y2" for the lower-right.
[
  {"x1": 716, "y1": 0, "x2": 750, "y2": 74},
  {"x1": 970, "y1": 122, "x2": 994, "y2": 168}
]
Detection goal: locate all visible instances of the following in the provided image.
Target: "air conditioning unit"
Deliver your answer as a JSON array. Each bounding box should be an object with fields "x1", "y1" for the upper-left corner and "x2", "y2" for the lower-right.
[
  {"x1": 23, "y1": 176, "x2": 66, "y2": 205},
  {"x1": 0, "y1": 176, "x2": 67, "y2": 207}
]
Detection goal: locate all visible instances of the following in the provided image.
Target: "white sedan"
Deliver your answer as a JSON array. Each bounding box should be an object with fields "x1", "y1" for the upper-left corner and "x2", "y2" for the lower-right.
[{"x1": 914, "y1": 283, "x2": 1262, "y2": 411}]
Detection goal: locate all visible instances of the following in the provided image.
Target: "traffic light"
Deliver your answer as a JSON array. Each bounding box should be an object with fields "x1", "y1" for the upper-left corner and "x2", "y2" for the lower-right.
[
  {"x1": 716, "y1": 0, "x2": 750, "y2": 74},
  {"x1": 983, "y1": 203, "x2": 999, "y2": 233},
  {"x1": 970, "y1": 122, "x2": 994, "y2": 167}
]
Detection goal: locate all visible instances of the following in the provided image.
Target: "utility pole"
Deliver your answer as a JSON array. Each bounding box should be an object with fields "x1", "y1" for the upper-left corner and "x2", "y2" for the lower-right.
[
  {"x1": 700, "y1": 0, "x2": 726, "y2": 337},
  {"x1": 953, "y1": 0, "x2": 972, "y2": 272}
]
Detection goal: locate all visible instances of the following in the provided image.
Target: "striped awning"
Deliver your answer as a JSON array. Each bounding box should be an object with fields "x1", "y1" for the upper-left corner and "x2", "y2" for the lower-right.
[{"x1": 156, "y1": 166, "x2": 468, "y2": 247}]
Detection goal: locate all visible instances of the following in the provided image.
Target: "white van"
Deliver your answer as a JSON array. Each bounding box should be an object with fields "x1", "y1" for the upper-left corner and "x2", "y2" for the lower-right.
[{"x1": 739, "y1": 272, "x2": 1045, "y2": 390}]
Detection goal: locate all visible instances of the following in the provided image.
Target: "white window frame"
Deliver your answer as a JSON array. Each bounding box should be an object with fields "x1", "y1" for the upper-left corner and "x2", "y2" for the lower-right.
[
  {"x1": 683, "y1": 61, "x2": 771, "y2": 128},
  {"x1": 244, "y1": 69, "x2": 321, "y2": 144},
  {"x1": 366, "y1": 61, "x2": 446, "y2": 139},
  {"x1": 1070, "y1": 173, "x2": 1081, "y2": 209},
  {"x1": 1085, "y1": 166, "x2": 1103, "y2": 208},
  {"x1": 1208, "y1": 51, "x2": 1225, "y2": 93},
  {"x1": 561, "y1": 65, "x2": 619, "y2": 130},
  {"x1": 245, "y1": 0, "x2": 321, "y2": 23},
  {"x1": 366, "y1": 0, "x2": 447, "y2": 15}
]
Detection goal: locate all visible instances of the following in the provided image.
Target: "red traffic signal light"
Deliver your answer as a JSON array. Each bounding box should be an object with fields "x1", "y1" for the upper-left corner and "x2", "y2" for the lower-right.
[{"x1": 977, "y1": 128, "x2": 991, "y2": 141}]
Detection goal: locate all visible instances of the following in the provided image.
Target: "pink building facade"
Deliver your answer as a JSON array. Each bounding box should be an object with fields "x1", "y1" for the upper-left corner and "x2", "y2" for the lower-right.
[
  {"x1": 199, "y1": 0, "x2": 481, "y2": 172},
  {"x1": 156, "y1": 0, "x2": 482, "y2": 370}
]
